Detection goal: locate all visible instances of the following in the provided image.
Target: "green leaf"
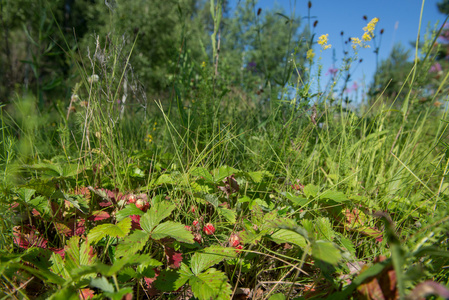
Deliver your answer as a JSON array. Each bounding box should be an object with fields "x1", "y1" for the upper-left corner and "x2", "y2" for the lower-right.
[
  {"x1": 316, "y1": 217, "x2": 335, "y2": 241},
  {"x1": 61, "y1": 164, "x2": 83, "y2": 177},
  {"x1": 88, "y1": 218, "x2": 132, "y2": 244},
  {"x1": 151, "y1": 221, "x2": 194, "y2": 244},
  {"x1": 190, "y1": 268, "x2": 232, "y2": 300},
  {"x1": 16, "y1": 188, "x2": 36, "y2": 203},
  {"x1": 337, "y1": 234, "x2": 356, "y2": 256},
  {"x1": 304, "y1": 184, "x2": 319, "y2": 198},
  {"x1": 90, "y1": 277, "x2": 114, "y2": 293},
  {"x1": 155, "y1": 173, "x2": 175, "y2": 185},
  {"x1": 103, "y1": 288, "x2": 133, "y2": 300},
  {"x1": 116, "y1": 204, "x2": 144, "y2": 221},
  {"x1": 49, "y1": 252, "x2": 70, "y2": 280},
  {"x1": 51, "y1": 190, "x2": 89, "y2": 214},
  {"x1": 116, "y1": 230, "x2": 149, "y2": 257},
  {"x1": 281, "y1": 192, "x2": 308, "y2": 207},
  {"x1": 155, "y1": 266, "x2": 190, "y2": 292},
  {"x1": 246, "y1": 171, "x2": 272, "y2": 183},
  {"x1": 319, "y1": 190, "x2": 346, "y2": 202},
  {"x1": 28, "y1": 196, "x2": 49, "y2": 215},
  {"x1": 48, "y1": 286, "x2": 79, "y2": 300},
  {"x1": 212, "y1": 165, "x2": 239, "y2": 182},
  {"x1": 217, "y1": 207, "x2": 236, "y2": 223},
  {"x1": 311, "y1": 240, "x2": 341, "y2": 265},
  {"x1": 190, "y1": 167, "x2": 214, "y2": 182},
  {"x1": 65, "y1": 236, "x2": 97, "y2": 275},
  {"x1": 140, "y1": 201, "x2": 176, "y2": 233},
  {"x1": 190, "y1": 246, "x2": 237, "y2": 275},
  {"x1": 270, "y1": 229, "x2": 307, "y2": 249},
  {"x1": 268, "y1": 218, "x2": 309, "y2": 241},
  {"x1": 269, "y1": 293, "x2": 286, "y2": 300}
]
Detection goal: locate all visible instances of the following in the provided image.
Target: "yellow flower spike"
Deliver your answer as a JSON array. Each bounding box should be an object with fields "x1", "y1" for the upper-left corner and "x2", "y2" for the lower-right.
[
  {"x1": 351, "y1": 37, "x2": 362, "y2": 50},
  {"x1": 318, "y1": 34, "x2": 332, "y2": 50},
  {"x1": 363, "y1": 18, "x2": 379, "y2": 34},
  {"x1": 362, "y1": 32, "x2": 372, "y2": 42},
  {"x1": 306, "y1": 49, "x2": 315, "y2": 60}
]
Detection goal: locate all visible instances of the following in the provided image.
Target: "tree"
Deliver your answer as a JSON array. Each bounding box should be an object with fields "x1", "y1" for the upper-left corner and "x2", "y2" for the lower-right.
[{"x1": 368, "y1": 43, "x2": 413, "y2": 106}]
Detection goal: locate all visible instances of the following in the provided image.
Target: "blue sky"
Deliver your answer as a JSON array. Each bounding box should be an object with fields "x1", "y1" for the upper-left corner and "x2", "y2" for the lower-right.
[{"x1": 231, "y1": 0, "x2": 446, "y2": 98}]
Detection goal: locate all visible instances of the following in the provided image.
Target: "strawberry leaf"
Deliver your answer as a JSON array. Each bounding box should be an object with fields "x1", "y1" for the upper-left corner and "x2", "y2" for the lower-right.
[
  {"x1": 116, "y1": 230, "x2": 149, "y2": 258},
  {"x1": 116, "y1": 204, "x2": 144, "y2": 221},
  {"x1": 151, "y1": 221, "x2": 194, "y2": 244},
  {"x1": 190, "y1": 246, "x2": 237, "y2": 275},
  {"x1": 88, "y1": 218, "x2": 132, "y2": 244},
  {"x1": 190, "y1": 268, "x2": 232, "y2": 300},
  {"x1": 64, "y1": 236, "x2": 97, "y2": 275},
  {"x1": 311, "y1": 240, "x2": 341, "y2": 266},
  {"x1": 140, "y1": 201, "x2": 176, "y2": 233},
  {"x1": 165, "y1": 247, "x2": 183, "y2": 269}
]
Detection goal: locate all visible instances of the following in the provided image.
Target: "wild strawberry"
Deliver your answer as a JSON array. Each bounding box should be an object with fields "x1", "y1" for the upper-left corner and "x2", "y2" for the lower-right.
[
  {"x1": 193, "y1": 233, "x2": 202, "y2": 244},
  {"x1": 184, "y1": 225, "x2": 192, "y2": 231},
  {"x1": 193, "y1": 220, "x2": 199, "y2": 226},
  {"x1": 190, "y1": 205, "x2": 196, "y2": 213},
  {"x1": 135, "y1": 199, "x2": 149, "y2": 212},
  {"x1": 128, "y1": 194, "x2": 137, "y2": 204},
  {"x1": 235, "y1": 245, "x2": 243, "y2": 253},
  {"x1": 203, "y1": 223, "x2": 215, "y2": 235},
  {"x1": 229, "y1": 233, "x2": 241, "y2": 247}
]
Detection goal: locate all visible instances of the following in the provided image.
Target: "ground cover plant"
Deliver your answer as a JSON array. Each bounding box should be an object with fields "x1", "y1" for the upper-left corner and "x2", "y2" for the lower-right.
[{"x1": 1, "y1": 0, "x2": 449, "y2": 299}]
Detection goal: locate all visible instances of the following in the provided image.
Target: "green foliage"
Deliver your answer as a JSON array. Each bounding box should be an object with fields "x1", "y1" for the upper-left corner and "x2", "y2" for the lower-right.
[
  {"x1": 1, "y1": 0, "x2": 449, "y2": 299},
  {"x1": 88, "y1": 218, "x2": 132, "y2": 244}
]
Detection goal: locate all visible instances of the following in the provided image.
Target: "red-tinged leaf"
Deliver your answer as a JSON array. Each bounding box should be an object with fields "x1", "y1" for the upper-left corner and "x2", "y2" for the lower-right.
[
  {"x1": 144, "y1": 269, "x2": 160, "y2": 296},
  {"x1": 32, "y1": 208, "x2": 40, "y2": 216},
  {"x1": 357, "y1": 256, "x2": 398, "y2": 300},
  {"x1": 55, "y1": 223, "x2": 72, "y2": 236},
  {"x1": 99, "y1": 201, "x2": 112, "y2": 207},
  {"x1": 343, "y1": 208, "x2": 383, "y2": 241},
  {"x1": 359, "y1": 227, "x2": 383, "y2": 242},
  {"x1": 130, "y1": 215, "x2": 142, "y2": 230},
  {"x1": 55, "y1": 219, "x2": 86, "y2": 237},
  {"x1": 88, "y1": 211, "x2": 111, "y2": 221},
  {"x1": 49, "y1": 247, "x2": 65, "y2": 259},
  {"x1": 13, "y1": 226, "x2": 48, "y2": 249},
  {"x1": 165, "y1": 247, "x2": 183, "y2": 269},
  {"x1": 79, "y1": 288, "x2": 95, "y2": 299}
]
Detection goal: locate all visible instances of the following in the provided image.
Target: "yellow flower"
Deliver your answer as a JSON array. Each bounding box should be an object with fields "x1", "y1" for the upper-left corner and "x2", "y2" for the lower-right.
[
  {"x1": 306, "y1": 49, "x2": 315, "y2": 60},
  {"x1": 351, "y1": 37, "x2": 362, "y2": 50},
  {"x1": 363, "y1": 18, "x2": 379, "y2": 35},
  {"x1": 362, "y1": 32, "x2": 372, "y2": 42},
  {"x1": 201, "y1": 61, "x2": 206, "y2": 68},
  {"x1": 318, "y1": 34, "x2": 331, "y2": 50}
]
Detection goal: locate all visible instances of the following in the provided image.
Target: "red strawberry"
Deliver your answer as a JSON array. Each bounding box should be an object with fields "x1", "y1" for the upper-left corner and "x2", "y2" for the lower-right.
[
  {"x1": 203, "y1": 223, "x2": 215, "y2": 235},
  {"x1": 128, "y1": 194, "x2": 137, "y2": 204},
  {"x1": 184, "y1": 225, "x2": 192, "y2": 231},
  {"x1": 135, "y1": 199, "x2": 149, "y2": 212},
  {"x1": 229, "y1": 233, "x2": 241, "y2": 247},
  {"x1": 235, "y1": 245, "x2": 243, "y2": 253},
  {"x1": 193, "y1": 233, "x2": 202, "y2": 244}
]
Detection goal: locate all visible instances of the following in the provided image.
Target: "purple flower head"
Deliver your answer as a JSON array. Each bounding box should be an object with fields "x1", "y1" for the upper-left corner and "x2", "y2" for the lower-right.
[
  {"x1": 326, "y1": 67, "x2": 338, "y2": 76},
  {"x1": 345, "y1": 81, "x2": 359, "y2": 94},
  {"x1": 429, "y1": 63, "x2": 442, "y2": 73},
  {"x1": 247, "y1": 61, "x2": 257, "y2": 72}
]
